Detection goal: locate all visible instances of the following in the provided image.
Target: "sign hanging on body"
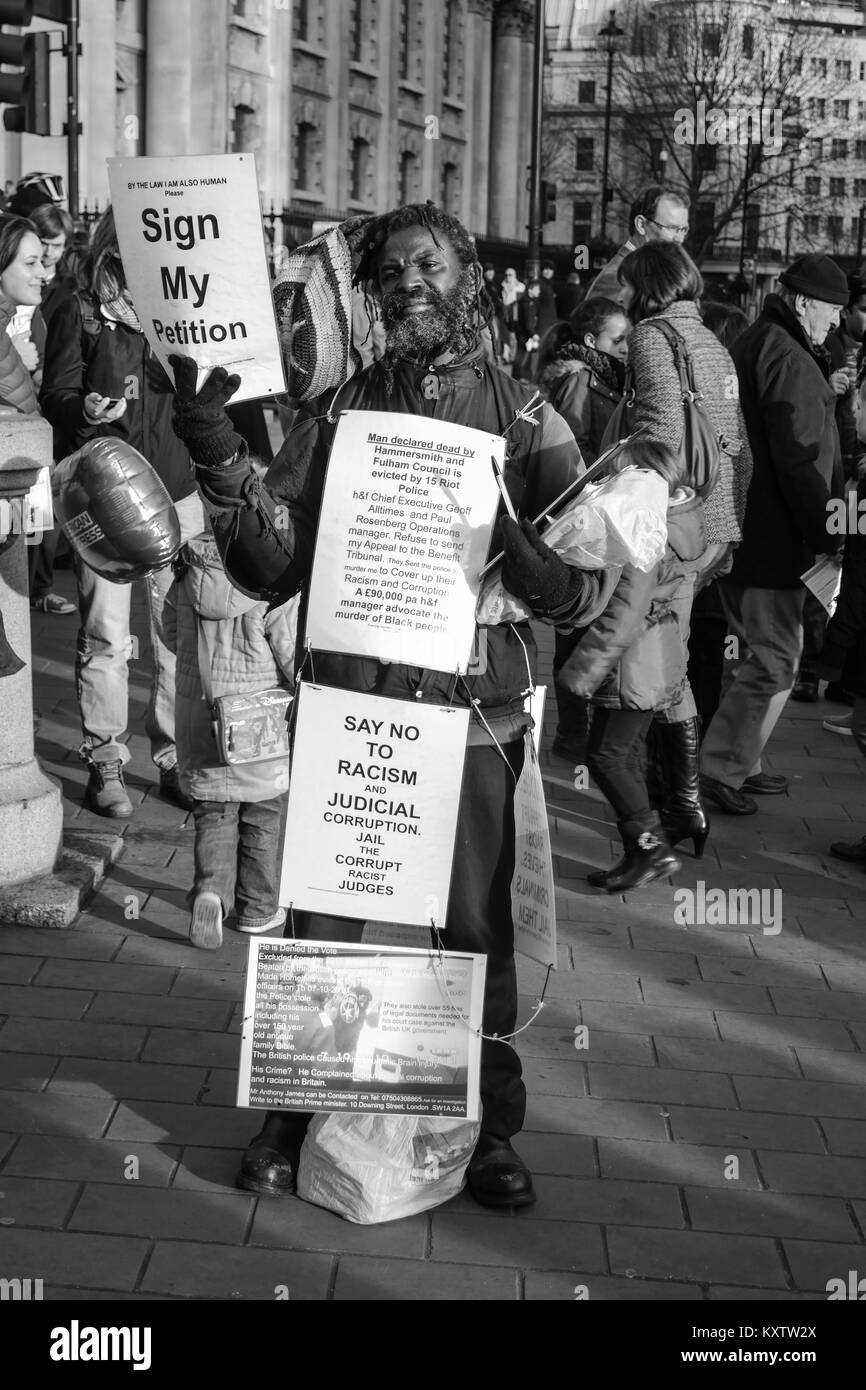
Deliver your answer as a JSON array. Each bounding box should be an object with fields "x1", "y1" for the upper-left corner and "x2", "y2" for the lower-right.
[
  {"x1": 304, "y1": 411, "x2": 502, "y2": 673},
  {"x1": 107, "y1": 153, "x2": 285, "y2": 404}
]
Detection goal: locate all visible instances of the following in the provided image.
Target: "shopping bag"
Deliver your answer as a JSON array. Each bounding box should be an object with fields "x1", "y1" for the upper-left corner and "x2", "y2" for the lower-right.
[{"x1": 297, "y1": 1112, "x2": 480, "y2": 1224}]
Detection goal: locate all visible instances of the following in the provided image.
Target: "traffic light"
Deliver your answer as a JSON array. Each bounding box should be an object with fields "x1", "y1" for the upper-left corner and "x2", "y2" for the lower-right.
[
  {"x1": 0, "y1": 2, "x2": 51, "y2": 136},
  {"x1": 541, "y1": 180, "x2": 557, "y2": 224}
]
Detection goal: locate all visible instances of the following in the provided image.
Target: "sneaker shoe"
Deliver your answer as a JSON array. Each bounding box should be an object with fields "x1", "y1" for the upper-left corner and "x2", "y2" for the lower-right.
[
  {"x1": 742, "y1": 772, "x2": 789, "y2": 795},
  {"x1": 158, "y1": 764, "x2": 194, "y2": 811},
  {"x1": 84, "y1": 760, "x2": 133, "y2": 818},
  {"x1": 237, "y1": 908, "x2": 286, "y2": 935},
  {"x1": 190, "y1": 891, "x2": 223, "y2": 950},
  {"x1": 31, "y1": 593, "x2": 76, "y2": 615},
  {"x1": 823, "y1": 713, "x2": 853, "y2": 737},
  {"x1": 700, "y1": 775, "x2": 758, "y2": 815}
]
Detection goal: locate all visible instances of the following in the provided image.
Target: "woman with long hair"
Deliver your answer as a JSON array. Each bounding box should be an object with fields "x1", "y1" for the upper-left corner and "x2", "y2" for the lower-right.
[
  {"x1": 609, "y1": 241, "x2": 753, "y2": 868},
  {"x1": 0, "y1": 216, "x2": 47, "y2": 412},
  {"x1": 39, "y1": 205, "x2": 204, "y2": 818}
]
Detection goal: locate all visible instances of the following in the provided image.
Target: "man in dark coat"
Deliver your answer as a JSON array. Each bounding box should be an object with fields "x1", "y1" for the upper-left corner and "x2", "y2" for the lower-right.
[
  {"x1": 169, "y1": 203, "x2": 618, "y2": 1209},
  {"x1": 700, "y1": 253, "x2": 848, "y2": 814}
]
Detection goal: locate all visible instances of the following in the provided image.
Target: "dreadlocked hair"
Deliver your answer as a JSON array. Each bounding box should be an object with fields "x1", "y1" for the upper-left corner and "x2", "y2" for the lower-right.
[{"x1": 351, "y1": 200, "x2": 493, "y2": 350}]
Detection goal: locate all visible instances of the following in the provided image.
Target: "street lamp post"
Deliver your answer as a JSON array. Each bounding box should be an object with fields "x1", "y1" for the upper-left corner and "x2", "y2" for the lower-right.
[{"x1": 599, "y1": 8, "x2": 624, "y2": 241}]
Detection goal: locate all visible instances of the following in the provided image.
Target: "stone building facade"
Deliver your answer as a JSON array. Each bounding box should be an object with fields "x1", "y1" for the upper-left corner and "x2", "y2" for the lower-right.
[{"x1": 1, "y1": 0, "x2": 543, "y2": 247}]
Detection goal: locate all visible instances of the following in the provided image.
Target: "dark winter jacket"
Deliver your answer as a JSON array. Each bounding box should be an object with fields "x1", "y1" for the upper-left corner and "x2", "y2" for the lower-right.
[
  {"x1": 0, "y1": 299, "x2": 38, "y2": 414},
  {"x1": 197, "y1": 344, "x2": 607, "y2": 732},
  {"x1": 39, "y1": 285, "x2": 196, "y2": 502},
  {"x1": 730, "y1": 294, "x2": 843, "y2": 589},
  {"x1": 538, "y1": 346, "x2": 622, "y2": 465},
  {"x1": 816, "y1": 469, "x2": 866, "y2": 698},
  {"x1": 559, "y1": 487, "x2": 708, "y2": 712}
]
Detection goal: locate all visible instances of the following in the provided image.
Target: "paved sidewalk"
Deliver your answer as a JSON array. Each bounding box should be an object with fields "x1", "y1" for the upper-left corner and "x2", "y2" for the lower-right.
[{"x1": 1, "y1": 569, "x2": 864, "y2": 1301}]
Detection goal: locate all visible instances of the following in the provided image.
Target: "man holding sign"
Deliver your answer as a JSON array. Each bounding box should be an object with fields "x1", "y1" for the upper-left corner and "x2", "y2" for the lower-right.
[{"x1": 171, "y1": 203, "x2": 617, "y2": 1209}]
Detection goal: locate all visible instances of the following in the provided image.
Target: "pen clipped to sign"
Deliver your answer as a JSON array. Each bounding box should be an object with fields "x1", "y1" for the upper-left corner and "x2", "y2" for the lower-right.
[{"x1": 490, "y1": 455, "x2": 519, "y2": 523}]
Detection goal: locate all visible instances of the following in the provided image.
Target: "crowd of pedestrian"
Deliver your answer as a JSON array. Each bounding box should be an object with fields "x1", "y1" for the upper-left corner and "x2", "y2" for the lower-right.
[{"x1": 1, "y1": 171, "x2": 864, "y2": 1215}]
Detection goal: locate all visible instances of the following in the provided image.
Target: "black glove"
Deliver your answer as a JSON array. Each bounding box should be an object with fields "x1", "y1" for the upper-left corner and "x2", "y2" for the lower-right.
[
  {"x1": 500, "y1": 517, "x2": 585, "y2": 616},
  {"x1": 169, "y1": 354, "x2": 244, "y2": 471}
]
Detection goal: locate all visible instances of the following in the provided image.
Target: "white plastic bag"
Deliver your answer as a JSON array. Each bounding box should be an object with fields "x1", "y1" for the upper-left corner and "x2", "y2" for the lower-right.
[
  {"x1": 297, "y1": 1113, "x2": 480, "y2": 1224},
  {"x1": 543, "y1": 467, "x2": 668, "y2": 573}
]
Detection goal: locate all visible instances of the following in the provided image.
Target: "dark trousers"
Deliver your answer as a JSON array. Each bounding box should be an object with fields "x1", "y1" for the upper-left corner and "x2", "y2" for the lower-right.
[
  {"x1": 587, "y1": 706, "x2": 655, "y2": 831},
  {"x1": 264, "y1": 740, "x2": 527, "y2": 1144},
  {"x1": 192, "y1": 794, "x2": 288, "y2": 926},
  {"x1": 687, "y1": 582, "x2": 727, "y2": 731},
  {"x1": 27, "y1": 522, "x2": 61, "y2": 602}
]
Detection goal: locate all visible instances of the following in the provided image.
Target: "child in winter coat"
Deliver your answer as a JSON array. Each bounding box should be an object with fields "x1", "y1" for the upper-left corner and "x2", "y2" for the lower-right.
[{"x1": 173, "y1": 512, "x2": 299, "y2": 950}]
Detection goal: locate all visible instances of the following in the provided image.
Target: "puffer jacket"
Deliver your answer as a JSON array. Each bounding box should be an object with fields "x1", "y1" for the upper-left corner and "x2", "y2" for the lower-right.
[
  {"x1": 559, "y1": 486, "x2": 708, "y2": 712},
  {"x1": 538, "y1": 349, "x2": 622, "y2": 464},
  {"x1": 197, "y1": 344, "x2": 613, "y2": 739},
  {"x1": 174, "y1": 529, "x2": 299, "y2": 802},
  {"x1": 0, "y1": 299, "x2": 38, "y2": 413},
  {"x1": 625, "y1": 301, "x2": 753, "y2": 545}
]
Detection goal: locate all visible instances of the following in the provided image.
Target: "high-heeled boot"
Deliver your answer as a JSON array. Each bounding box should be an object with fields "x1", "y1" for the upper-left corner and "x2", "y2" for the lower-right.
[
  {"x1": 587, "y1": 817, "x2": 682, "y2": 893},
  {"x1": 654, "y1": 716, "x2": 710, "y2": 858}
]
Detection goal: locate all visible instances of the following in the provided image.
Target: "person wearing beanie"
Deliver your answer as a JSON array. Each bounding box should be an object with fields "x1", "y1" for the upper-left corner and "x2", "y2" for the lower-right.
[
  {"x1": 699, "y1": 252, "x2": 847, "y2": 816},
  {"x1": 169, "y1": 201, "x2": 620, "y2": 1212}
]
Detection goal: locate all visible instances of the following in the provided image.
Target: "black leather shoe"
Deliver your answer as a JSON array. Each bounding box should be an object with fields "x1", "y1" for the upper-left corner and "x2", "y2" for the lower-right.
[
  {"x1": 790, "y1": 674, "x2": 819, "y2": 702},
  {"x1": 235, "y1": 1144, "x2": 297, "y2": 1197},
  {"x1": 742, "y1": 772, "x2": 788, "y2": 795},
  {"x1": 467, "y1": 1137, "x2": 536, "y2": 1209},
  {"x1": 830, "y1": 837, "x2": 866, "y2": 866},
  {"x1": 700, "y1": 775, "x2": 757, "y2": 815}
]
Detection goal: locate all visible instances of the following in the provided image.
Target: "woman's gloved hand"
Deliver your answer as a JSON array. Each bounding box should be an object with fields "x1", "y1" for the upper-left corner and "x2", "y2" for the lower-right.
[
  {"x1": 500, "y1": 517, "x2": 586, "y2": 616},
  {"x1": 169, "y1": 354, "x2": 244, "y2": 470}
]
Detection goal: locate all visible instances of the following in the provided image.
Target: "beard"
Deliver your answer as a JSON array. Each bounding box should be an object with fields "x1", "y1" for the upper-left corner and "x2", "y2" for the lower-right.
[{"x1": 379, "y1": 267, "x2": 478, "y2": 371}]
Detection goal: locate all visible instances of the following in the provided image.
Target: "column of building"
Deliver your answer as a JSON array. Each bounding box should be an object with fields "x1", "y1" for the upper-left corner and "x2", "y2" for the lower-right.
[
  {"x1": 466, "y1": 0, "x2": 493, "y2": 233},
  {"x1": 488, "y1": 0, "x2": 533, "y2": 238},
  {"x1": 145, "y1": 0, "x2": 192, "y2": 154}
]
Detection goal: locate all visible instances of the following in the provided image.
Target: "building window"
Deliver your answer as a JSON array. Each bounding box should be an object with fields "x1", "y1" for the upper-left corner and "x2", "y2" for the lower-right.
[
  {"x1": 440, "y1": 160, "x2": 458, "y2": 213},
  {"x1": 578, "y1": 80, "x2": 595, "y2": 104},
  {"x1": 398, "y1": 149, "x2": 417, "y2": 203},
  {"x1": 853, "y1": 217, "x2": 861, "y2": 242},
  {"x1": 855, "y1": 179, "x2": 866, "y2": 198},
  {"x1": 631, "y1": 22, "x2": 654, "y2": 57},
  {"x1": 443, "y1": 0, "x2": 461, "y2": 97},
  {"x1": 836, "y1": 58, "x2": 852, "y2": 81},
  {"x1": 702, "y1": 23, "x2": 721, "y2": 57},
  {"x1": 742, "y1": 24, "x2": 753, "y2": 59},
  {"x1": 572, "y1": 199, "x2": 592, "y2": 246},
  {"x1": 830, "y1": 177, "x2": 846, "y2": 199},
  {"x1": 811, "y1": 57, "x2": 827, "y2": 79},
  {"x1": 857, "y1": 139, "x2": 866, "y2": 161},
  {"x1": 827, "y1": 214, "x2": 843, "y2": 244},
  {"x1": 399, "y1": 0, "x2": 411, "y2": 81},
  {"x1": 294, "y1": 0, "x2": 309, "y2": 42},
  {"x1": 667, "y1": 25, "x2": 680, "y2": 58},
  {"x1": 861, "y1": 62, "x2": 866, "y2": 82},
  {"x1": 832, "y1": 138, "x2": 848, "y2": 159},
  {"x1": 349, "y1": 137, "x2": 368, "y2": 201},
  {"x1": 804, "y1": 215, "x2": 819, "y2": 237},
  {"x1": 575, "y1": 136, "x2": 594, "y2": 171},
  {"x1": 859, "y1": 102, "x2": 866, "y2": 123},
  {"x1": 833, "y1": 100, "x2": 850, "y2": 121},
  {"x1": 294, "y1": 121, "x2": 315, "y2": 189},
  {"x1": 810, "y1": 138, "x2": 823, "y2": 161},
  {"x1": 804, "y1": 176, "x2": 820, "y2": 197},
  {"x1": 349, "y1": 0, "x2": 362, "y2": 62},
  {"x1": 808, "y1": 98, "x2": 826, "y2": 121},
  {"x1": 232, "y1": 104, "x2": 256, "y2": 153}
]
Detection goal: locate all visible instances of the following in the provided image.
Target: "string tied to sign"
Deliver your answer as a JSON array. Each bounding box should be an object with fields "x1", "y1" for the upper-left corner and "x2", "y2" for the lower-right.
[{"x1": 430, "y1": 924, "x2": 551, "y2": 1048}]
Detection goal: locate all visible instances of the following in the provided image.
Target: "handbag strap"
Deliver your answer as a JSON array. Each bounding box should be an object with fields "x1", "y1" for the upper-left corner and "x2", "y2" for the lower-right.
[{"x1": 646, "y1": 318, "x2": 700, "y2": 401}]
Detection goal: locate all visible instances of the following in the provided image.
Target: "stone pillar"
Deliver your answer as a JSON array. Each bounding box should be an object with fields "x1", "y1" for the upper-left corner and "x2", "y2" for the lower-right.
[
  {"x1": 0, "y1": 415, "x2": 63, "y2": 888},
  {"x1": 80, "y1": 0, "x2": 117, "y2": 205},
  {"x1": 145, "y1": 0, "x2": 192, "y2": 154},
  {"x1": 488, "y1": 0, "x2": 533, "y2": 238},
  {"x1": 467, "y1": 0, "x2": 493, "y2": 234}
]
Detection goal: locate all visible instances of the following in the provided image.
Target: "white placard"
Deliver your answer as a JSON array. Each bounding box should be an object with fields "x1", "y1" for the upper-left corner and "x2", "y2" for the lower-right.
[
  {"x1": 24, "y1": 466, "x2": 53, "y2": 543},
  {"x1": 279, "y1": 685, "x2": 469, "y2": 925},
  {"x1": 237, "y1": 940, "x2": 485, "y2": 1119},
  {"x1": 512, "y1": 732, "x2": 558, "y2": 969},
  {"x1": 107, "y1": 154, "x2": 285, "y2": 404},
  {"x1": 525, "y1": 684, "x2": 547, "y2": 758},
  {"x1": 305, "y1": 411, "x2": 502, "y2": 673},
  {"x1": 801, "y1": 556, "x2": 843, "y2": 617}
]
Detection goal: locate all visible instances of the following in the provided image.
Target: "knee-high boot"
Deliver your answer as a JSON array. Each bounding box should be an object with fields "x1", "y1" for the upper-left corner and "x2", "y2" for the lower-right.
[{"x1": 655, "y1": 716, "x2": 710, "y2": 858}]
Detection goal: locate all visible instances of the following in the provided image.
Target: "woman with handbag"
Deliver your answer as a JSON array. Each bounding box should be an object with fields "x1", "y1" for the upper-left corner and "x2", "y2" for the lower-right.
[
  {"x1": 598, "y1": 242, "x2": 753, "y2": 864},
  {"x1": 558, "y1": 438, "x2": 708, "y2": 890}
]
